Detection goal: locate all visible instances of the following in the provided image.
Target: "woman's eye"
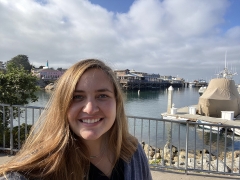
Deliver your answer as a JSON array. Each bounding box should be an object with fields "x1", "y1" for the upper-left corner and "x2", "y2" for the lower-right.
[
  {"x1": 72, "y1": 95, "x2": 84, "y2": 100},
  {"x1": 98, "y1": 94, "x2": 108, "y2": 99}
]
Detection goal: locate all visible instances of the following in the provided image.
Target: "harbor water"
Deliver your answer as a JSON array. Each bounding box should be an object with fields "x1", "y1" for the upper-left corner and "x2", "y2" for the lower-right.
[
  {"x1": 26, "y1": 87, "x2": 240, "y2": 154},
  {"x1": 29, "y1": 87, "x2": 200, "y2": 119}
]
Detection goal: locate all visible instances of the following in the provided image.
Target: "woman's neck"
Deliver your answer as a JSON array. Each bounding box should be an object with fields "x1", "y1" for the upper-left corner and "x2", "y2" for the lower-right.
[{"x1": 83, "y1": 135, "x2": 107, "y2": 158}]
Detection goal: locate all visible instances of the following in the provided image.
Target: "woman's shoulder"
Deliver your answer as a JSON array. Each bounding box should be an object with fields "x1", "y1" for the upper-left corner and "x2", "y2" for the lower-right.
[
  {"x1": 124, "y1": 142, "x2": 152, "y2": 180},
  {"x1": 0, "y1": 172, "x2": 27, "y2": 180}
]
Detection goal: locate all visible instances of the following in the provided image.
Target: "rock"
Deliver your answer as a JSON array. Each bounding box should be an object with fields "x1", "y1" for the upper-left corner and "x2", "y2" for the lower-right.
[
  {"x1": 164, "y1": 142, "x2": 178, "y2": 157},
  {"x1": 144, "y1": 144, "x2": 156, "y2": 159},
  {"x1": 45, "y1": 83, "x2": 55, "y2": 90},
  {"x1": 225, "y1": 157, "x2": 239, "y2": 173},
  {"x1": 179, "y1": 151, "x2": 196, "y2": 159},
  {"x1": 188, "y1": 158, "x2": 196, "y2": 167},
  {"x1": 208, "y1": 159, "x2": 231, "y2": 172},
  {"x1": 153, "y1": 152, "x2": 161, "y2": 159}
]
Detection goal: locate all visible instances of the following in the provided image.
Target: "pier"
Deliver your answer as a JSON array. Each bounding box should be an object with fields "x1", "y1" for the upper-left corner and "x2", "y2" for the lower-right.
[
  {"x1": 118, "y1": 79, "x2": 184, "y2": 90},
  {"x1": 162, "y1": 105, "x2": 240, "y2": 126}
]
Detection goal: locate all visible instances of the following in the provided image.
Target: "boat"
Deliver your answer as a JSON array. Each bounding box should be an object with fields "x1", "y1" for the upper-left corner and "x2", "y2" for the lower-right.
[
  {"x1": 162, "y1": 115, "x2": 189, "y2": 122},
  {"x1": 193, "y1": 79, "x2": 208, "y2": 87},
  {"x1": 198, "y1": 86, "x2": 207, "y2": 96},
  {"x1": 231, "y1": 127, "x2": 240, "y2": 136},
  {"x1": 188, "y1": 82, "x2": 196, "y2": 87},
  {"x1": 197, "y1": 120, "x2": 240, "y2": 136},
  {"x1": 196, "y1": 119, "x2": 223, "y2": 132}
]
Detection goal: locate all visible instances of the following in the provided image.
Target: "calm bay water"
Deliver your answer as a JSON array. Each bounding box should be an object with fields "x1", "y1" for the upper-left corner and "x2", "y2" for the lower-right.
[
  {"x1": 27, "y1": 87, "x2": 240, "y2": 153},
  {"x1": 124, "y1": 87, "x2": 199, "y2": 118}
]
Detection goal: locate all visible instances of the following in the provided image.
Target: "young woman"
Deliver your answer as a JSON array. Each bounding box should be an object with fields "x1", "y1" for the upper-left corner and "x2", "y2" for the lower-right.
[{"x1": 0, "y1": 59, "x2": 152, "y2": 180}]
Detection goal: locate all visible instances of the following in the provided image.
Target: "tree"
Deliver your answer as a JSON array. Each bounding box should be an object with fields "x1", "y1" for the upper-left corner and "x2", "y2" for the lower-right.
[
  {"x1": 0, "y1": 62, "x2": 39, "y2": 105},
  {"x1": 6, "y1": 55, "x2": 32, "y2": 72},
  {"x1": 0, "y1": 63, "x2": 39, "y2": 142}
]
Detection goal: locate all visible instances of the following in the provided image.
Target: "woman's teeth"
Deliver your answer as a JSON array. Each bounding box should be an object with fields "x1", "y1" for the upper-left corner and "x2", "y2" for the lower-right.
[{"x1": 81, "y1": 119, "x2": 100, "y2": 124}]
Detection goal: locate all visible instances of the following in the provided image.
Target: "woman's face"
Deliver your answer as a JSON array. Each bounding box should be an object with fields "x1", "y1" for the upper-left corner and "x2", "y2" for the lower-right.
[{"x1": 67, "y1": 68, "x2": 116, "y2": 142}]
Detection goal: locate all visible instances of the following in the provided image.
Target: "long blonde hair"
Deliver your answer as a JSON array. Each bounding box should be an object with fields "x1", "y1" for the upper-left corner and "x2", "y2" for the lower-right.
[{"x1": 0, "y1": 59, "x2": 138, "y2": 179}]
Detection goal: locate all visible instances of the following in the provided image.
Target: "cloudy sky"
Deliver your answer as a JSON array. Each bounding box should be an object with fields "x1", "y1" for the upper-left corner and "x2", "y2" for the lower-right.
[{"x1": 1, "y1": 0, "x2": 240, "y2": 82}]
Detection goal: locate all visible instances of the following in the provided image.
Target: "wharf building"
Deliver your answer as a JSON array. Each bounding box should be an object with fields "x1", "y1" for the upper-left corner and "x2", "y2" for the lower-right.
[
  {"x1": 114, "y1": 69, "x2": 185, "y2": 90},
  {"x1": 31, "y1": 61, "x2": 66, "y2": 88},
  {"x1": 31, "y1": 61, "x2": 66, "y2": 81},
  {"x1": 0, "y1": 61, "x2": 4, "y2": 70}
]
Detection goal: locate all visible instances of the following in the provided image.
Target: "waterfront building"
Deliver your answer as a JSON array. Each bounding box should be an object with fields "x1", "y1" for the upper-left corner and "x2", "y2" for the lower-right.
[
  {"x1": 160, "y1": 75, "x2": 185, "y2": 87},
  {"x1": 114, "y1": 69, "x2": 185, "y2": 89},
  {"x1": 31, "y1": 60, "x2": 66, "y2": 81},
  {"x1": 114, "y1": 69, "x2": 168, "y2": 89},
  {"x1": 0, "y1": 61, "x2": 4, "y2": 70},
  {"x1": 32, "y1": 68, "x2": 65, "y2": 81}
]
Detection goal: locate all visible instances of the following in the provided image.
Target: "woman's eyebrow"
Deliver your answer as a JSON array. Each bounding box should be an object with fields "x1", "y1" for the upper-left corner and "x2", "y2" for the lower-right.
[
  {"x1": 97, "y1": 88, "x2": 114, "y2": 93},
  {"x1": 74, "y1": 88, "x2": 113, "y2": 93},
  {"x1": 73, "y1": 90, "x2": 84, "y2": 93}
]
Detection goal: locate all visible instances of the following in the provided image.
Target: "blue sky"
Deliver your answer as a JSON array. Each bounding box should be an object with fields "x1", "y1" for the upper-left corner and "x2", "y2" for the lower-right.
[
  {"x1": 223, "y1": 0, "x2": 240, "y2": 31},
  {"x1": 89, "y1": 0, "x2": 134, "y2": 13},
  {"x1": 1, "y1": 0, "x2": 240, "y2": 82},
  {"x1": 90, "y1": 0, "x2": 240, "y2": 32}
]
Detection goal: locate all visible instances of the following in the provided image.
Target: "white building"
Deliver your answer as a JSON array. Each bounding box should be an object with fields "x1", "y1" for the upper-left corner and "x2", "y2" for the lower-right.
[{"x1": 0, "y1": 61, "x2": 4, "y2": 69}]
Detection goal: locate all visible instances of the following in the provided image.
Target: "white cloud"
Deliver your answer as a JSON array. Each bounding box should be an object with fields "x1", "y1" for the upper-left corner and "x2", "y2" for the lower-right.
[{"x1": 0, "y1": 0, "x2": 239, "y2": 82}]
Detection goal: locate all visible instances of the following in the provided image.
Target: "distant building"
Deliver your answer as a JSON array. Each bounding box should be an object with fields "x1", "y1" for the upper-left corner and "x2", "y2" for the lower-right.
[
  {"x1": 114, "y1": 69, "x2": 145, "y2": 81},
  {"x1": 31, "y1": 60, "x2": 66, "y2": 81},
  {"x1": 0, "y1": 61, "x2": 4, "y2": 70},
  {"x1": 160, "y1": 75, "x2": 172, "y2": 80},
  {"x1": 114, "y1": 69, "x2": 161, "y2": 82},
  {"x1": 32, "y1": 68, "x2": 65, "y2": 80}
]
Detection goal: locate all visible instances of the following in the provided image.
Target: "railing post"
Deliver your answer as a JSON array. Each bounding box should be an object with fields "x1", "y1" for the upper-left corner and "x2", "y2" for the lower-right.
[
  {"x1": 185, "y1": 121, "x2": 189, "y2": 174},
  {"x1": 3, "y1": 105, "x2": 6, "y2": 148},
  {"x1": 10, "y1": 106, "x2": 13, "y2": 155}
]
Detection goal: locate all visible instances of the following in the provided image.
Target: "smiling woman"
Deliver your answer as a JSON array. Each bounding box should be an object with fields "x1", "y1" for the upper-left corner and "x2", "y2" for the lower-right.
[{"x1": 0, "y1": 59, "x2": 152, "y2": 180}]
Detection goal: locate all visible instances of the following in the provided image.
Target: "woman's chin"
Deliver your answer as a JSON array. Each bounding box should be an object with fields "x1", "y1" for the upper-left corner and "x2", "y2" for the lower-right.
[{"x1": 80, "y1": 133, "x2": 101, "y2": 141}]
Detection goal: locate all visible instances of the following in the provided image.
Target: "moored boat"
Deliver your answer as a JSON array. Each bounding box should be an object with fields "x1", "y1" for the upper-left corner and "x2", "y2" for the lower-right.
[
  {"x1": 196, "y1": 119, "x2": 223, "y2": 132},
  {"x1": 231, "y1": 127, "x2": 240, "y2": 136},
  {"x1": 198, "y1": 86, "x2": 207, "y2": 96}
]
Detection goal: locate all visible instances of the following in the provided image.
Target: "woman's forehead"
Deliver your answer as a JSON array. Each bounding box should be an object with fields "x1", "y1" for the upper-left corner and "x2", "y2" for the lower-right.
[{"x1": 75, "y1": 68, "x2": 114, "y2": 90}]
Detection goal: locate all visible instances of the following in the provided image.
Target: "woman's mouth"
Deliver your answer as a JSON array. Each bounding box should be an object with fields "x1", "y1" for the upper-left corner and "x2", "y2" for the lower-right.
[{"x1": 80, "y1": 118, "x2": 103, "y2": 124}]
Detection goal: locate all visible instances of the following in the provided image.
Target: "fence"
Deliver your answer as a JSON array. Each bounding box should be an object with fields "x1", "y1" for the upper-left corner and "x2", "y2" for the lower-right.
[{"x1": 1, "y1": 104, "x2": 240, "y2": 177}]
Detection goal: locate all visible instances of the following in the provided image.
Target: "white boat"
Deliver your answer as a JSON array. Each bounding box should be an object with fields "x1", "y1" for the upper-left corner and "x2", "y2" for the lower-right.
[
  {"x1": 197, "y1": 120, "x2": 240, "y2": 136},
  {"x1": 162, "y1": 115, "x2": 189, "y2": 122},
  {"x1": 231, "y1": 127, "x2": 240, "y2": 136},
  {"x1": 196, "y1": 119, "x2": 223, "y2": 132},
  {"x1": 188, "y1": 82, "x2": 196, "y2": 87},
  {"x1": 198, "y1": 86, "x2": 207, "y2": 96}
]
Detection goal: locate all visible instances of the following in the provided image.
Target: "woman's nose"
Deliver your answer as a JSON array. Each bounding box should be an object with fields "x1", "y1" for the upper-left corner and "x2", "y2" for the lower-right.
[{"x1": 82, "y1": 99, "x2": 99, "y2": 114}]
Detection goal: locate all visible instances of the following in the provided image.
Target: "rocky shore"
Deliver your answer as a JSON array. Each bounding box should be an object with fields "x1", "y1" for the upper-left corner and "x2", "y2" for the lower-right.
[{"x1": 142, "y1": 142, "x2": 240, "y2": 174}]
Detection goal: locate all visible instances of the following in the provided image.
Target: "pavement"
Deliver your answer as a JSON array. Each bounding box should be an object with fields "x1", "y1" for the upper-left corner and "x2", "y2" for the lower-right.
[{"x1": 0, "y1": 153, "x2": 239, "y2": 179}]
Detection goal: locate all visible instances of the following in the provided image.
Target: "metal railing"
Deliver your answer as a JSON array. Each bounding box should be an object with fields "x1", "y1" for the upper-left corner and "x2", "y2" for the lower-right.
[
  {"x1": 127, "y1": 116, "x2": 240, "y2": 176},
  {"x1": 0, "y1": 104, "x2": 44, "y2": 154},
  {"x1": 1, "y1": 104, "x2": 240, "y2": 176}
]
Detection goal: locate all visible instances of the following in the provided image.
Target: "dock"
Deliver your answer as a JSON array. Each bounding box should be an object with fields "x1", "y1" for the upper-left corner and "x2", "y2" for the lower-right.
[{"x1": 161, "y1": 105, "x2": 240, "y2": 126}]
